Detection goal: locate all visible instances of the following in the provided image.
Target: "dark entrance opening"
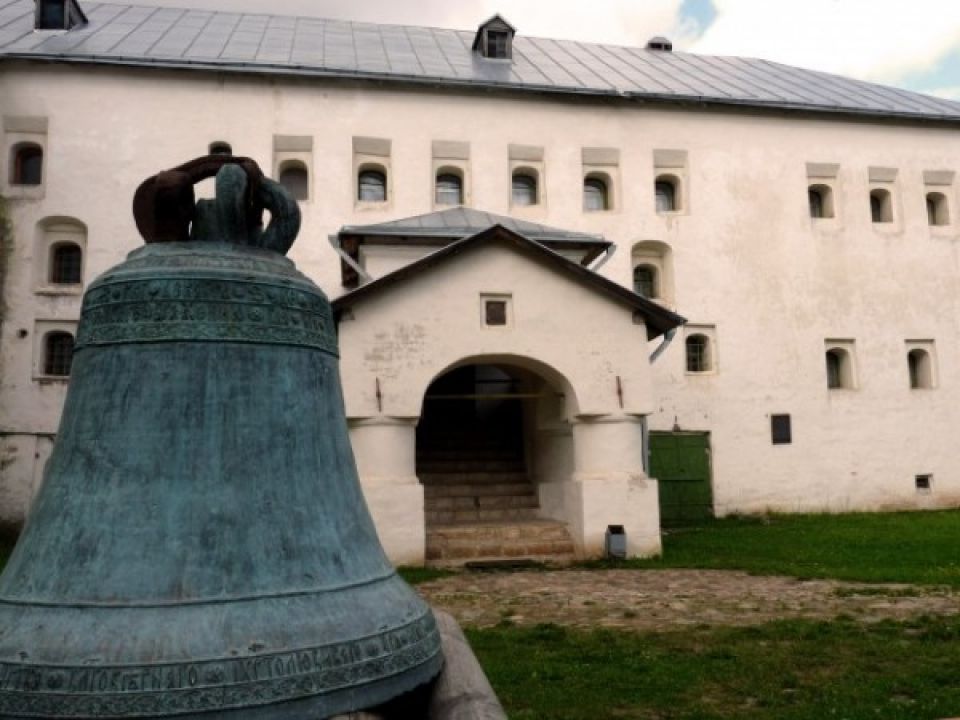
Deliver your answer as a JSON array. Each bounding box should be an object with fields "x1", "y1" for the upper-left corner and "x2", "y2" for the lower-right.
[
  {"x1": 417, "y1": 362, "x2": 576, "y2": 564},
  {"x1": 417, "y1": 365, "x2": 525, "y2": 467}
]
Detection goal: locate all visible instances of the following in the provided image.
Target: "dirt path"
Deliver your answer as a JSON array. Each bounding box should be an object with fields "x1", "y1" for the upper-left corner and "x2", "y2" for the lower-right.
[{"x1": 416, "y1": 569, "x2": 960, "y2": 630}]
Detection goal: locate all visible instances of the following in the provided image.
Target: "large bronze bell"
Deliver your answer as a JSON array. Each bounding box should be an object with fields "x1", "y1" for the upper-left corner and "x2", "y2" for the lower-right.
[{"x1": 0, "y1": 158, "x2": 443, "y2": 718}]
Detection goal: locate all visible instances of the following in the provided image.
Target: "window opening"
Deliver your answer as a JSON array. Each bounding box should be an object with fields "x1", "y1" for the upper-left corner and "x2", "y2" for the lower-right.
[
  {"x1": 50, "y1": 243, "x2": 82, "y2": 284},
  {"x1": 11, "y1": 144, "x2": 43, "y2": 186},
  {"x1": 486, "y1": 30, "x2": 509, "y2": 58},
  {"x1": 655, "y1": 178, "x2": 677, "y2": 213},
  {"x1": 278, "y1": 163, "x2": 308, "y2": 201},
  {"x1": 512, "y1": 172, "x2": 537, "y2": 206},
  {"x1": 825, "y1": 350, "x2": 847, "y2": 389},
  {"x1": 435, "y1": 173, "x2": 463, "y2": 205},
  {"x1": 686, "y1": 334, "x2": 709, "y2": 372},
  {"x1": 771, "y1": 414, "x2": 792, "y2": 445},
  {"x1": 633, "y1": 265, "x2": 657, "y2": 298},
  {"x1": 908, "y1": 349, "x2": 932, "y2": 389},
  {"x1": 915, "y1": 474, "x2": 932, "y2": 491},
  {"x1": 38, "y1": 0, "x2": 66, "y2": 29},
  {"x1": 926, "y1": 192, "x2": 949, "y2": 226},
  {"x1": 358, "y1": 169, "x2": 387, "y2": 202},
  {"x1": 44, "y1": 332, "x2": 74, "y2": 376},
  {"x1": 808, "y1": 184, "x2": 833, "y2": 218},
  {"x1": 583, "y1": 176, "x2": 609, "y2": 211},
  {"x1": 485, "y1": 300, "x2": 507, "y2": 326},
  {"x1": 870, "y1": 189, "x2": 892, "y2": 223}
]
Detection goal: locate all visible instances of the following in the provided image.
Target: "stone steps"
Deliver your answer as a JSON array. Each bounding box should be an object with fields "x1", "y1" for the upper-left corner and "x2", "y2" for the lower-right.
[
  {"x1": 424, "y1": 482, "x2": 535, "y2": 499},
  {"x1": 426, "y1": 506, "x2": 541, "y2": 524},
  {"x1": 426, "y1": 493, "x2": 539, "y2": 510},
  {"x1": 420, "y1": 471, "x2": 531, "y2": 486},
  {"x1": 417, "y1": 459, "x2": 525, "y2": 473},
  {"x1": 425, "y1": 519, "x2": 576, "y2": 565}
]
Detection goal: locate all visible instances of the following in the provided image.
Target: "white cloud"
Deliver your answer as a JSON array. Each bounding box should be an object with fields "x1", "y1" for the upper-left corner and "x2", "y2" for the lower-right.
[
  {"x1": 926, "y1": 86, "x2": 960, "y2": 100},
  {"x1": 689, "y1": 0, "x2": 960, "y2": 83}
]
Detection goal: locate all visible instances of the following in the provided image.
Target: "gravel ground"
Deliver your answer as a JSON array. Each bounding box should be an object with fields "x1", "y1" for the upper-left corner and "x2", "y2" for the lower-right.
[{"x1": 417, "y1": 568, "x2": 960, "y2": 630}]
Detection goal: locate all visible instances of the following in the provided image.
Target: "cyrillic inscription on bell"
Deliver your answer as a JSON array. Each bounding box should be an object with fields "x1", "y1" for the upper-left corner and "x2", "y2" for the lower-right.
[{"x1": 0, "y1": 157, "x2": 443, "y2": 719}]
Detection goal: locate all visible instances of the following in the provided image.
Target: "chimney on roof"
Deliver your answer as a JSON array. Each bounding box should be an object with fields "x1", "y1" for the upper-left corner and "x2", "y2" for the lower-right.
[
  {"x1": 472, "y1": 14, "x2": 516, "y2": 60},
  {"x1": 34, "y1": 0, "x2": 87, "y2": 31},
  {"x1": 646, "y1": 36, "x2": 673, "y2": 52}
]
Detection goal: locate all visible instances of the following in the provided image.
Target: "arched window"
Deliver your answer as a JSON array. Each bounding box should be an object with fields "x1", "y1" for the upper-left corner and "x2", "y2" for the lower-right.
[
  {"x1": 808, "y1": 184, "x2": 833, "y2": 219},
  {"x1": 686, "y1": 334, "x2": 710, "y2": 372},
  {"x1": 655, "y1": 176, "x2": 678, "y2": 213},
  {"x1": 908, "y1": 349, "x2": 933, "y2": 389},
  {"x1": 208, "y1": 141, "x2": 232, "y2": 156},
  {"x1": 926, "y1": 192, "x2": 949, "y2": 226},
  {"x1": 870, "y1": 189, "x2": 892, "y2": 223},
  {"x1": 825, "y1": 349, "x2": 853, "y2": 389},
  {"x1": 633, "y1": 264, "x2": 658, "y2": 298},
  {"x1": 11, "y1": 143, "x2": 43, "y2": 186},
  {"x1": 511, "y1": 171, "x2": 538, "y2": 206},
  {"x1": 358, "y1": 168, "x2": 387, "y2": 202},
  {"x1": 435, "y1": 172, "x2": 463, "y2": 206},
  {"x1": 278, "y1": 161, "x2": 309, "y2": 201},
  {"x1": 583, "y1": 176, "x2": 609, "y2": 211},
  {"x1": 631, "y1": 240, "x2": 673, "y2": 305},
  {"x1": 49, "y1": 242, "x2": 82, "y2": 284},
  {"x1": 44, "y1": 332, "x2": 75, "y2": 377}
]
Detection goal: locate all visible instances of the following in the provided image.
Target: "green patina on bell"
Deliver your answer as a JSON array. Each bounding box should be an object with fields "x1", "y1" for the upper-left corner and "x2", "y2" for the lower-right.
[{"x1": 0, "y1": 159, "x2": 443, "y2": 718}]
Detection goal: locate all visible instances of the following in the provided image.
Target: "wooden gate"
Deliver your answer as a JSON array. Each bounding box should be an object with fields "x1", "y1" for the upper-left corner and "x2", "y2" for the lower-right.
[{"x1": 649, "y1": 432, "x2": 713, "y2": 526}]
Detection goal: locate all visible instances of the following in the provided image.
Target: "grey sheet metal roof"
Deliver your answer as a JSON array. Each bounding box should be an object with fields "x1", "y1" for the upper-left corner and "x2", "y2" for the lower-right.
[
  {"x1": 340, "y1": 207, "x2": 608, "y2": 245},
  {"x1": 3, "y1": 0, "x2": 960, "y2": 122},
  {"x1": 332, "y1": 224, "x2": 685, "y2": 340}
]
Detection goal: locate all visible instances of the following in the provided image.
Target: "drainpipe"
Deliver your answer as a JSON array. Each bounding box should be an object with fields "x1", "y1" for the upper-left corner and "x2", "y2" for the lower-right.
[
  {"x1": 328, "y1": 234, "x2": 372, "y2": 285},
  {"x1": 644, "y1": 327, "x2": 677, "y2": 474},
  {"x1": 587, "y1": 242, "x2": 616, "y2": 273},
  {"x1": 648, "y1": 327, "x2": 677, "y2": 364}
]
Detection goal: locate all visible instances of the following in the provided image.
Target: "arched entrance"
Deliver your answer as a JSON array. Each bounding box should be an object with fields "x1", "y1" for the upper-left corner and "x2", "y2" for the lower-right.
[{"x1": 417, "y1": 361, "x2": 576, "y2": 565}]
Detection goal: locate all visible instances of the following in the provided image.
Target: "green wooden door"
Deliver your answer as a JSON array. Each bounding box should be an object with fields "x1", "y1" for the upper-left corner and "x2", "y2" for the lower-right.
[{"x1": 649, "y1": 432, "x2": 713, "y2": 526}]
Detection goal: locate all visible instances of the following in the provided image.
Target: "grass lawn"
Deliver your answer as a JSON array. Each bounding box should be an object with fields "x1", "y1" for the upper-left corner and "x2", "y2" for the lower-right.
[
  {"x1": 584, "y1": 510, "x2": 960, "y2": 586},
  {"x1": 468, "y1": 616, "x2": 960, "y2": 720}
]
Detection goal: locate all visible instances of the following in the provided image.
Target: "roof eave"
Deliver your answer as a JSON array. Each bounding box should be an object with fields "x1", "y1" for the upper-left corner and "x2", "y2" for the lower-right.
[{"x1": 4, "y1": 54, "x2": 959, "y2": 125}]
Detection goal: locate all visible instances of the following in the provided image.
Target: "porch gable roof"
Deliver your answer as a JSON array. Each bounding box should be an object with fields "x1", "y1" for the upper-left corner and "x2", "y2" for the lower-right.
[{"x1": 331, "y1": 224, "x2": 685, "y2": 340}]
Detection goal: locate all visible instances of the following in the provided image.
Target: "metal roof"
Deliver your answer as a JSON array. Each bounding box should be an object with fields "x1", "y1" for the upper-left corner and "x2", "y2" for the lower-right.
[
  {"x1": 332, "y1": 224, "x2": 685, "y2": 340},
  {"x1": 2, "y1": 0, "x2": 960, "y2": 122},
  {"x1": 339, "y1": 207, "x2": 608, "y2": 245}
]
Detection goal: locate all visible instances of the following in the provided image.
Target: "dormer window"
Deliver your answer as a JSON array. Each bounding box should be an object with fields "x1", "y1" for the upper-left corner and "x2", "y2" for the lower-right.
[
  {"x1": 473, "y1": 15, "x2": 515, "y2": 60},
  {"x1": 486, "y1": 31, "x2": 509, "y2": 58},
  {"x1": 35, "y1": 0, "x2": 87, "y2": 31}
]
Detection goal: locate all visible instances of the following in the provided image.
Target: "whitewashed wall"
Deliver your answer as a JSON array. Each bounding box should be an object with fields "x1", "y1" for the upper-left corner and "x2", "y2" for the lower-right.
[{"x1": 2, "y1": 63, "x2": 960, "y2": 544}]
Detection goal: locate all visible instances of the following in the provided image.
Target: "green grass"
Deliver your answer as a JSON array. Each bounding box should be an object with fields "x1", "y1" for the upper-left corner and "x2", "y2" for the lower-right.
[
  {"x1": 396, "y1": 565, "x2": 457, "y2": 585},
  {"x1": 581, "y1": 510, "x2": 960, "y2": 586},
  {"x1": 469, "y1": 616, "x2": 960, "y2": 720}
]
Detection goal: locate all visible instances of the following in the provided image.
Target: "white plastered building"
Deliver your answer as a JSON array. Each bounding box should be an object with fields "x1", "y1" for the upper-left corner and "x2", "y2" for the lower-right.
[{"x1": 2, "y1": 0, "x2": 960, "y2": 565}]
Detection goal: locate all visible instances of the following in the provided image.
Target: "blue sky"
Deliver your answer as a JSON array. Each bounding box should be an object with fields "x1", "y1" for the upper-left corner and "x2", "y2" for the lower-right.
[{"x1": 113, "y1": 0, "x2": 960, "y2": 100}]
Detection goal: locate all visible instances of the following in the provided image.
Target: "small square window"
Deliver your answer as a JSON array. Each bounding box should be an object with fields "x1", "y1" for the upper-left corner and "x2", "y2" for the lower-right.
[
  {"x1": 771, "y1": 414, "x2": 792, "y2": 445},
  {"x1": 485, "y1": 300, "x2": 507, "y2": 326},
  {"x1": 915, "y1": 474, "x2": 932, "y2": 492}
]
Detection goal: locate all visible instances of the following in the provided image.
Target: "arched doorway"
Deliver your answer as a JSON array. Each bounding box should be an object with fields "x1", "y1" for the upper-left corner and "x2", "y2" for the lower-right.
[{"x1": 417, "y1": 362, "x2": 576, "y2": 564}]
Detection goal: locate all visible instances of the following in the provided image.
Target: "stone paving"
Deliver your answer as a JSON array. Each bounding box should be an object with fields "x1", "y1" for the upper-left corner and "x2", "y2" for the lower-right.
[{"x1": 417, "y1": 568, "x2": 960, "y2": 630}]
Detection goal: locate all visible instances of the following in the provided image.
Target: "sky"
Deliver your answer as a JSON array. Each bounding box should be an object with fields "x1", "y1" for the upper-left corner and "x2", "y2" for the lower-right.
[{"x1": 103, "y1": 0, "x2": 960, "y2": 100}]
